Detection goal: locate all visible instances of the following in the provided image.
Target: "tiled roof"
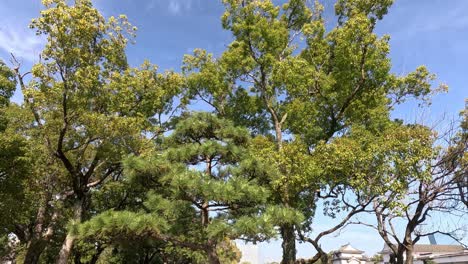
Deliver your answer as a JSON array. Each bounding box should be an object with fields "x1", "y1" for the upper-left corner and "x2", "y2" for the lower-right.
[
  {"x1": 336, "y1": 243, "x2": 364, "y2": 254},
  {"x1": 413, "y1": 244, "x2": 465, "y2": 253},
  {"x1": 380, "y1": 244, "x2": 466, "y2": 254}
]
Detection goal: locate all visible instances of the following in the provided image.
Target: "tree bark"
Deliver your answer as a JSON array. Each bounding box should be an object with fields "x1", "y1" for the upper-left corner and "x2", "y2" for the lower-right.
[
  {"x1": 280, "y1": 224, "x2": 296, "y2": 264},
  {"x1": 394, "y1": 246, "x2": 405, "y2": 264},
  {"x1": 320, "y1": 253, "x2": 329, "y2": 264},
  {"x1": 56, "y1": 232, "x2": 75, "y2": 264},
  {"x1": 274, "y1": 121, "x2": 283, "y2": 150},
  {"x1": 273, "y1": 116, "x2": 297, "y2": 264},
  {"x1": 23, "y1": 192, "x2": 51, "y2": 264},
  {"x1": 201, "y1": 199, "x2": 220, "y2": 264},
  {"x1": 23, "y1": 240, "x2": 47, "y2": 264},
  {"x1": 404, "y1": 245, "x2": 414, "y2": 264},
  {"x1": 395, "y1": 255, "x2": 404, "y2": 264},
  {"x1": 56, "y1": 198, "x2": 84, "y2": 264},
  {"x1": 206, "y1": 246, "x2": 221, "y2": 264}
]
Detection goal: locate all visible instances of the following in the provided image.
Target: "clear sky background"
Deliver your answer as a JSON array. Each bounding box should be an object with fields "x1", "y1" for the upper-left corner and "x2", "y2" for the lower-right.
[{"x1": 1, "y1": 0, "x2": 467, "y2": 263}]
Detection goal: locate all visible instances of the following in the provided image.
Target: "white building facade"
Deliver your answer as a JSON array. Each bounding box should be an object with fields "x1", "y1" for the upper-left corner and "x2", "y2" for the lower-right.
[{"x1": 332, "y1": 244, "x2": 371, "y2": 264}]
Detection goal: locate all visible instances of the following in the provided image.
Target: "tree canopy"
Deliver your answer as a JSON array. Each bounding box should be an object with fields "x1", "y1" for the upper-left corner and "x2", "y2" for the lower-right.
[{"x1": 0, "y1": 0, "x2": 466, "y2": 264}]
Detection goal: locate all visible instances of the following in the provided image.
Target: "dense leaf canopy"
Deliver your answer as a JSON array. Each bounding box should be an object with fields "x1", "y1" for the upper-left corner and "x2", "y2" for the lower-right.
[{"x1": 0, "y1": 1, "x2": 465, "y2": 264}]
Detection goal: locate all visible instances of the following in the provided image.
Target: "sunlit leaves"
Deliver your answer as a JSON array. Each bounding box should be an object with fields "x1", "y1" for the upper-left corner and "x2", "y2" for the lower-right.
[{"x1": 0, "y1": 60, "x2": 16, "y2": 108}]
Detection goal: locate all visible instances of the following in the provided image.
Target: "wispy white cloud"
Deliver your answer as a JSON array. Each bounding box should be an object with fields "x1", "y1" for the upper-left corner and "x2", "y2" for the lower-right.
[
  {"x1": 0, "y1": 21, "x2": 44, "y2": 62},
  {"x1": 0, "y1": 0, "x2": 110, "y2": 63},
  {"x1": 168, "y1": 0, "x2": 182, "y2": 14},
  {"x1": 386, "y1": 0, "x2": 468, "y2": 38},
  {"x1": 410, "y1": 7, "x2": 468, "y2": 33},
  {"x1": 0, "y1": 0, "x2": 44, "y2": 63},
  {"x1": 146, "y1": 0, "x2": 157, "y2": 10},
  {"x1": 147, "y1": 0, "x2": 198, "y2": 15}
]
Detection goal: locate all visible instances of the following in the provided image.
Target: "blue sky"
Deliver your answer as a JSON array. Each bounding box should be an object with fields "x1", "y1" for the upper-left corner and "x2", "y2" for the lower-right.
[
  {"x1": 1, "y1": 0, "x2": 467, "y2": 263},
  {"x1": 1, "y1": 0, "x2": 466, "y2": 121}
]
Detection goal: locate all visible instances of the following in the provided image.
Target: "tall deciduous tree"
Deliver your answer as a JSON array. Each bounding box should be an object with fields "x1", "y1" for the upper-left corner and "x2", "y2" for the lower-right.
[
  {"x1": 295, "y1": 122, "x2": 434, "y2": 263},
  {"x1": 352, "y1": 123, "x2": 467, "y2": 264},
  {"x1": 182, "y1": 0, "x2": 438, "y2": 263},
  {"x1": 452, "y1": 102, "x2": 468, "y2": 208},
  {"x1": 0, "y1": 60, "x2": 32, "y2": 262},
  {"x1": 1, "y1": 0, "x2": 464, "y2": 263},
  {"x1": 11, "y1": 0, "x2": 182, "y2": 262}
]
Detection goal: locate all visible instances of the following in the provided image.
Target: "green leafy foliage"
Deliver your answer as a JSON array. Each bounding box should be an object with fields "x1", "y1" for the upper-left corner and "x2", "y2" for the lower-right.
[
  {"x1": 2, "y1": 0, "x2": 183, "y2": 262},
  {"x1": 0, "y1": 1, "x2": 464, "y2": 263},
  {"x1": 78, "y1": 113, "x2": 270, "y2": 263},
  {"x1": 0, "y1": 60, "x2": 16, "y2": 108},
  {"x1": 182, "y1": 1, "x2": 446, "y2": 263}
]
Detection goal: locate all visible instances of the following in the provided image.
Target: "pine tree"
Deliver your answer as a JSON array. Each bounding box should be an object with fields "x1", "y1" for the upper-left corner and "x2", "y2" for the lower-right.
[{"x1": 78, "y1": 113, "x2": 274, "y2": 264}]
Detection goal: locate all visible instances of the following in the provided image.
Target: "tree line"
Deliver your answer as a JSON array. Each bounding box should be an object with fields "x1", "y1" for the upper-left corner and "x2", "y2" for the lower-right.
[{"x1": 0, "y1": 0, "x2": 466, "y2": 264}]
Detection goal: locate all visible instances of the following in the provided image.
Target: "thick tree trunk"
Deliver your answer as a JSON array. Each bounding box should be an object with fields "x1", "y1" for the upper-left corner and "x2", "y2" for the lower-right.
[
  {"x1": 320, "y1": 253, "x2": 329, "y2": 264},
  {"x1": 56, "y1": 198, "x2": 84, "y2": 264},
  {"x1": 23, "y1": 192, "x2": 52, "y2": 264},
  {"x1": 274, "y1": 117, "x2": 297, "y2": 264},
  {"x1": 275, "y1": 122, "x2": 283, "y2": 149},
  {"x1": 200, "y1": 200, "x2": 220, "y2": 264},
  {"x1": 394, "y1": 247, "x2": 405, "y2": 264},
  {"x1": 24, "y1": 240, "x2": 47, "y2": 264},
  {"x1": 56, "y1": 233, "x2": 75, "y2": 264},
  {"x1": 280, "y1": 224, "x2": 296, "y2": 264},
  {"x1": 395, "y1": 255, "x2": 405, "y2": 264},
  {"x1": 405, "y1": 246, "x2": 414, "y2": 264},
  {"x1": 206, "y1": 246, "x2": 221, "y2": 264},
  {"x1": 201, "y1": 202, "x2": 209, "y2": 226},
  {"x1": 402, "y1": 223, "x2": 415, "y2": 264}
]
